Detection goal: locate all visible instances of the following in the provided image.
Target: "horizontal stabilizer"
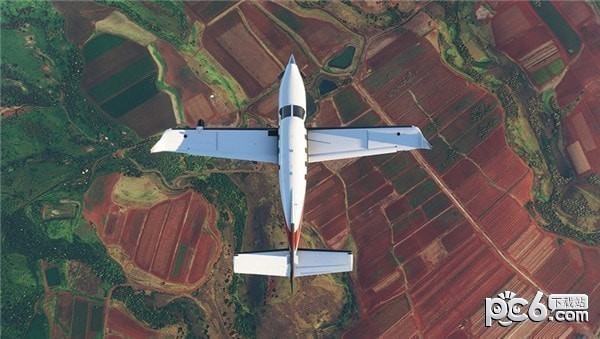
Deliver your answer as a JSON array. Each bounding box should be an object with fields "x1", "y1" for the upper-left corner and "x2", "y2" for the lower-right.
[
  {"x1": 295, "y1": 249, "x2": 353, "y2": 277},
  {"x1": 233, "y1": 250, "x2": 290, "y2": 277},
  {"x1": 233, "y1": 249, "x2": 353, "y2": 277}
]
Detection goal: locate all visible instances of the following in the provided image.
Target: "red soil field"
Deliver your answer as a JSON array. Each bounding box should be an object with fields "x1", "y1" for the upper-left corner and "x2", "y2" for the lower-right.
[
  {"x1": 311, "y1": 98, "x2": 342, "y2": 127},
  {"x1": 106, "y1": 308, "x2": 158, "y2": 338},
  {"x1": 116, "y1": 92, "x2": 176, "y2": 138},
  {"x1": 82, "y1": 173, "x2": 120, "y2": 227},
  {"x1": 465, "y1": 184, "x2": 505, "y2": 217},
  {"x1": 491, "y1": 3, "x2": 536, "y2": 46},
  {"x1": 466, "y1": 126, "x2": 506, "y2": 164},
  {"x1": 184, "y1": 1, "x2": 236, "y2": 23},
  {"x1": 555, "y1": 1, "x2": 595, "y2": 30},
  {"x1": 500, "y1": 25, "x2": 553, "y2": 61},
  {"x1": 154, "y1": 40, "x2": 222, "y2": 125},
  {"x1": 442, "y1": 158, "x2": 478, "y2": 190},
  {"x1": 345, "y1": 170, "x2": 386, "y2": 205},
  {"x1": 151, "y1": 192, "x2": 190, "y2": 279},
  {"x1": 351, "y1": 208, "x2": 389, "y2": 251},
  {"x1": 369, "y1": 47, "x2": 439, "y2": 103},
  {"x1": 339, "y1": 158, "x2": 376, "y2": 183},
  {"x1": 83, "y1": 175, "x2": 220, "y2": 289},
  {"x1": 261, "y1": 2, "x2": 356, "y2": 63},
  {"x1": 287, "y1": 16, "x2": 600, "y2": 336},
  {"x1": 81, "y1": 40, "x2": 148, "y2": 89},
  {"x1": 384, "y1": 197, "x2": 411, "y2": 222},
  {"x1": 392, "y1": 209, "x2": 428, "y2": 245},
  {"x1": 365, "y1": 31, "x2": 418, "y2": 70},
  {"x1": 480, "y1": 197, "x2": 530, "y2": 250},
  {"x1": 356, "y1": 227, "x2": 391, "y2": 267},
  {"x1": 203, "y1": 10, "x2": 279, "y2": 97},
  {"x1": 347, "y1": 184, "x2": 394, "y2": 220},
  {"x1": 121, "y1": 209, "x2": 146, "y2": 251},
  {"x1": 316, "y1": 213, "x2": 349, "y2": 249},
  {"x1": 135, "y1": 201, "x2": 170, "y2": 270},
  {"x1": 239, "y1": 2, "x2": 317, "y2": 75}
]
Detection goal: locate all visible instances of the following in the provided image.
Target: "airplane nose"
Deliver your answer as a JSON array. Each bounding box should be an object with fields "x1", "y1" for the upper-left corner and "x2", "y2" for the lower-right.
[{"x1": 288, "y1": 54, "x2": 295, "y2": 65}]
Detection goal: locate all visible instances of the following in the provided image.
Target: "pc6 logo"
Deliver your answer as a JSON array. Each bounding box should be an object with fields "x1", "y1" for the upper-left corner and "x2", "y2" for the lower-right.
[{"x1": 485, "y1": 291, "x2": 547, "y2": 327}]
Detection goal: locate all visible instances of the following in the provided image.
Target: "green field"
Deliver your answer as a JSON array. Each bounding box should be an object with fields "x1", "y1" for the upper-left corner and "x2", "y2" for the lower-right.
[
  {"x1": 268, "y1": 3, "x2": 304, "y2": 31},
  {"x1": 171, "y1": 244, "x2": 188, "y2": 278},
  {"x1": 531, "y1": 58, "x2": 565, "y2": 85},
  {"x1": 349, "y1": 110, "x2": 380, "y2": 127},
  {"x1": 328, "y1": 45, "x2": 356, "y2": 69},
  {"x1": 83, "y1": 34, "x2": 125, "y2": 62},
  {"x1": 24, "y1": 313, "x2": 49, "y2": 339},
  {"x1": 88, "y1": 55, "x2": 157, "y2": 103},
  {"x1": 333, "y1": 86, "x2": 368, "y2": 123},
  {"x1": 392, "y1": 166, "x2": 427, "y2": 196},
  {"x1": 531, "y1": 1, "x2": 581, "y2": 56},
  {"x1": 71, "y1": 299, "x2": 89, "y2": 338},
  {"x1": 408, "y1": 179, "x2": 438, "y2": 208},
  {"x1": 90, "y1": 306, "x2": 104, "y2": 332},
  {"x1": 100, "y1": 74, "x2": 159, "y2": 118},
  {"x1": 363, "y1": 43, "x2": 427, "y2": 92}
]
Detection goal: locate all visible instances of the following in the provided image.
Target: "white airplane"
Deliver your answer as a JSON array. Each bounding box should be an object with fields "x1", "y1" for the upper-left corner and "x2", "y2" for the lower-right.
[{"x1": 151, "y1": 55, "x2": 431, "y2": 289}]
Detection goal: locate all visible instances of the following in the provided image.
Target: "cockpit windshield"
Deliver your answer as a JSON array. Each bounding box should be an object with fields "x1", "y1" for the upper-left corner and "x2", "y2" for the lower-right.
[{"x1": 278, "y1": 105, "x2": 305, "y2": 119}]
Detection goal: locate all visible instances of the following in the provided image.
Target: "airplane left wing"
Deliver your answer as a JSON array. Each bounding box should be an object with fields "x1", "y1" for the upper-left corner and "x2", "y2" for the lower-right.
[
  {"x1": 151, "y1": 127, "x2": 278, "y2": 163},
  {"x1": 307, "y1": 126, "x2": 431, "y2": 163}
]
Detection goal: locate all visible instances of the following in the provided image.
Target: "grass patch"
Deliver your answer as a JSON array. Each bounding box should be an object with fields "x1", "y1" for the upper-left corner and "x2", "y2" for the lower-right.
[
  {"x1": 333, "y1": 86, "x2": 368, "y2": 124},
  {"x1": 171, "y1": 244, "x2": 188, "y2": 278},
  {"x1": 83, "y1": 34, "x2": 125, "y2": 62},
  {"x1": 94, "y1": 11, "x2": 156, "y2": 45},
  {"x1": 100, "y1": 74, "x2": 159, "y2": 118},
  {"x1": 88, "y1": 55, "x2": 156, "y2": 103},
  {"x1": 531, "y1": 58, "x2": 564, "y2": 85},
  {"x1": 269, "y1": 3, "x2": 304, "y2": 31},
  {"x1": 149, "y1": 43, "x2": 185, "y2": 123},
  {"x1": 24, "y1": 313, "x2": 49, "y2": 339},
  {"x1": 531, "y1": 1, "x2": 581, "y2": 55},
  {"x1": 408, "y1": 179, "x2": 438, "y2": 208}
]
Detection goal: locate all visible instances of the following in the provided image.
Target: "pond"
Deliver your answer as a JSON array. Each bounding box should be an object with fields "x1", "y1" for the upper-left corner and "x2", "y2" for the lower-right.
[{"x1": 327, "y1": 45, "x2": 356, "y2": 69}]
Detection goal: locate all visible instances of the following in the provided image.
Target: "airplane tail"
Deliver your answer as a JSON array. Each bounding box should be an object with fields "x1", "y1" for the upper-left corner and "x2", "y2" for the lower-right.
[{"x1": 233, "y1": 249, "x2": 353, "y2": 278}]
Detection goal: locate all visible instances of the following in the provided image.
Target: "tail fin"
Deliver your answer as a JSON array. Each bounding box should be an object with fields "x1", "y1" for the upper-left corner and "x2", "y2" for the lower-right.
[{"x1": 233, "y1": 249, "x2": 353, "y2": 277}]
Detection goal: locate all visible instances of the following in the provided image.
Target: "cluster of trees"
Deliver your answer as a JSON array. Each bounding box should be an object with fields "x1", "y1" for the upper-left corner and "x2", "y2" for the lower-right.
[
  {"x1": 469, "y1": 102, "x2": 492, "y2": 122},
  {"x1": 535, "y1": 198, "x2": 599, "y2": 246},
  {"x1": 112, "y1": 287, "x2": 207, "y2": 336},
  {"x1": 1, "y1": 209, "x2": 126, "y2": 336},
  {"x1": 560, "y1": 196, "x2": 596, "y2": 218},
  {"x1": 440, "y1": 2, "x2": 484, "y2": 83},
  {"x1": 188, "y1": 173, "x2": 248, "y2": 252},
  {"x1": 98, "y1": 0, "x2": 190, "y2": 48},
  {"x1": 442, "y1": 147, "x2": 460, "y2": 169}
]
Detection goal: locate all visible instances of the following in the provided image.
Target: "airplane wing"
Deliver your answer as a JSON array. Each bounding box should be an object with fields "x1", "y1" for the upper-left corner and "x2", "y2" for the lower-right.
[
  {"x1": 307, "y1": 126, "x2": 431, "y2": 163},
  {"x1": 151, "y1": 127, "x2": 278, "y2": 163}
]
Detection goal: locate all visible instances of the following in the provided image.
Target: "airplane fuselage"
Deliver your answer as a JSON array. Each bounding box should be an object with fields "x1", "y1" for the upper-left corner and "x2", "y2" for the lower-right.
[{"x1": 277, "y1": 56, "x2": 307, "y2": 257}]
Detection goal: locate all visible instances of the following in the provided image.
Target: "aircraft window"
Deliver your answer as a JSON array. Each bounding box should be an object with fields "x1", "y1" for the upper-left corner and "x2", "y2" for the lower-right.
[
  {"x1": 292, "y1": 106, "x2": 305, "y2": 118},
  {"x1": 279, "y1": 105, "x2": 292, "y2": 118}
]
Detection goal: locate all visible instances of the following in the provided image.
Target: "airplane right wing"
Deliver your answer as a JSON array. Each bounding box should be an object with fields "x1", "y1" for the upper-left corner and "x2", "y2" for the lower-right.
[{"x1": 307, "y1": 126, "x2": 431, "y2": 163}]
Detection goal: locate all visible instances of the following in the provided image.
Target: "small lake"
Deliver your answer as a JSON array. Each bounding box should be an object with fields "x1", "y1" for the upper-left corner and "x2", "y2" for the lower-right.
[{"x1": 327, "y1": 45, "x2": 356, "y2": 69}]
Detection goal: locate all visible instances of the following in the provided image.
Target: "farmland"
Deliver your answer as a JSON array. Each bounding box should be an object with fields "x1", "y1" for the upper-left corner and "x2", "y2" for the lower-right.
[
  {"x1": 81, "y1": 33, "x2": 176, "y2": 137},
  {"x1": 2, "y1": 1, "x2": 599, "y2": 338},
  {"x1": 83, "y1": 174, "x2": 221, "y2": 290}
]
